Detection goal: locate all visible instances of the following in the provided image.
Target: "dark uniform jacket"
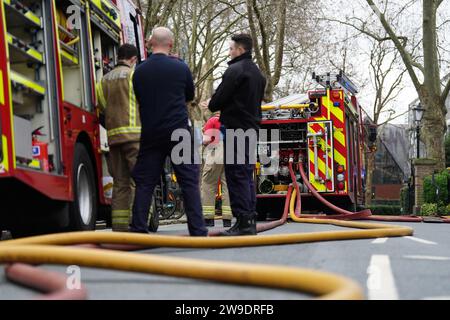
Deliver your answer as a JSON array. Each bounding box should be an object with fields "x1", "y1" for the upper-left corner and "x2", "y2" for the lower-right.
[
  {"x1": 208, "y1": 52, "x2": 266, "y2": 130},
  {"x1": 132, "y1": 53, "x2": 195, "y2": 148}
]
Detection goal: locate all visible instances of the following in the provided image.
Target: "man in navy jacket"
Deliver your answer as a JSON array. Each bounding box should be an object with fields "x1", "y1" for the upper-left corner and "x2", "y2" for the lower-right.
[
  {"x1": 208, "y1": 33, "x2": 266, "y2": 236},
  {"x1": 131, "y1": 27, "x2": 207, "y2": 236}
]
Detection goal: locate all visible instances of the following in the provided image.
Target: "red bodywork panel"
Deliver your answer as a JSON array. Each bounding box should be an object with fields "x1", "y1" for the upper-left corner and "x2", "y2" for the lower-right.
[{"x1": 0, "y1": 1, "x2": 106, "y2": 203}]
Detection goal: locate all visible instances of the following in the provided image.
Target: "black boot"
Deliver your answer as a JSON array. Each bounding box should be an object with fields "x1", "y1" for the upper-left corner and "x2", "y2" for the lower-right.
[
  {"x1": 224, "y1": 216, "x2": 240, "y2": 233},
  {"x1": 220, "y1": 214, "x2": 256, "y2": 236},
  {"x1": 223, "y1": 219, "x2": 232, "y2": 228},
  {"x1": 205, "y1": 219, "x2": 215, "y2": 227}
]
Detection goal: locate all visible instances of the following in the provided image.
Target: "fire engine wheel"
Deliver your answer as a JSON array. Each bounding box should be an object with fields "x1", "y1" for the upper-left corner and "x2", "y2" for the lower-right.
[{"x1": 70, "y1": 144, "x2": 97, "y2": 231}]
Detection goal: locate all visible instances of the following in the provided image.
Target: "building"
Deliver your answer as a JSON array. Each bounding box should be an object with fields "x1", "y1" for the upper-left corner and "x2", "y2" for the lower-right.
[{"x1": 371, "y1": 124, "x2": 410, "y2": 202}]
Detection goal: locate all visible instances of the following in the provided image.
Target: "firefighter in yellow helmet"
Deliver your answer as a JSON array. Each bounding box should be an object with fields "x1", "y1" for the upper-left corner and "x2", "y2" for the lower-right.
[{"x1": 96, "y1": 44, "x2": 140, "y2": 232}]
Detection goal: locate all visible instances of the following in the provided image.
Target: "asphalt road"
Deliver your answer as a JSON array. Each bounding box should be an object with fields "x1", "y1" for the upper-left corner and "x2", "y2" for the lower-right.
[{"x1": 1, "y1": 220, "x2": 449, "y2": 300}]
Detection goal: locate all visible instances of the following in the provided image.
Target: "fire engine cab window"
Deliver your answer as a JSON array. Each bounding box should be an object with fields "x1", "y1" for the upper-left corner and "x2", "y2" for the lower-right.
[{"x1": 58, "y1": 2, "x2": 93, "y2": 112}]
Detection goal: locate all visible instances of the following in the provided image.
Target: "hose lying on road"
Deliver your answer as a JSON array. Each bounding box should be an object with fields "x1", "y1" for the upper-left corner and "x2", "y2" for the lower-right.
[
  {"x1": 294, "y1": 161, "x2": 370, "y2": 220},
  {"x1": 1, "y1": 218, "x2": 413, "y2": 300},
  {"x1": 292, "y1": 160, "x2": 425, "y2": 223},
  {"x1": 0, "y1": 244, "x2": 363, "y2": 300},
  {"x1": 5, "y1": 263, "x2": 88, "y2": 300},
  {"x1": 0, "y1": 160, "x2": 415, "y2": 300}
]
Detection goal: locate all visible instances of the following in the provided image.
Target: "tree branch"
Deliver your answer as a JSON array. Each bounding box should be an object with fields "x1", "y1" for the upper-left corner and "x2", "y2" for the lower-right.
[
  {"x1": 365, "y1": 0, "x2": 422, "y2": 92},
  {"x1": 246, "y1": 0, "x2": 267, "y2": 75},
  {"x1": 252, "y1": 0, "x2": 271, "y2": 74},
  {"x1": 442, "y1": 76, "x2": 450, "y2": 102},
  {"x1": 378, "y1": 109, "x2": 409, "y2": 126},
  {"x1": 272, "y1": 0, "x2": 286, "y2": 86}
]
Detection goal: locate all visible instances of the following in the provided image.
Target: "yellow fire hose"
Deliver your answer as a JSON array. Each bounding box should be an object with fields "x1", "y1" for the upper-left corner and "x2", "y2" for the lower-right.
[
  {"x1": 0, "y1": 183, "x2": 414, "y2": 300},
  {"x1": 0, "y1": 203, "x2": 413, "y2": 300},
  {"x1": 0, "y1": 245, "x2": 363, "y2": 300}
]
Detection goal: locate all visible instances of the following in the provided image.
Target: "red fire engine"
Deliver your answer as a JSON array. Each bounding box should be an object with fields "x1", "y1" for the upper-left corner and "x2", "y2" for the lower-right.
[
  {"x1": 0, "y1": 0, "x2": 145, "y2": 236},
  {"x1": 256, "y1": 72, "x2": 366, "y2": 220}
]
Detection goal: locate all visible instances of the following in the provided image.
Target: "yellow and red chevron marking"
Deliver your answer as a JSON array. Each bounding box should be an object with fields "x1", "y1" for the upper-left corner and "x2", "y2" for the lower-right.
[
  {"x1": 313, "y1": 91, "x2": 348, "y2": 193},
  {"x1": 307, "y1": 122, "x2": 334, "y2": 193},
  {"x1": 0, "y1": 135, "x2": 9, "y2": 173},
  {"x1": 0, "y1": 3, "x2": 14, "y2": 174}
]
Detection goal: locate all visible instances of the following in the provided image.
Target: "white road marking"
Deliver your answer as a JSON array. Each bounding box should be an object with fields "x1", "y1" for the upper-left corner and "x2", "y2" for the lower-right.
[
  {"x1": 404, "y1": 236, "x2": 437, "y2": 245},
  {"x1": 367, "y1": 255, "x2": 399, "y2": 300},
  {"x1": 372, "y1": 238, "x2": 388, "y2": 244},
  {"x1": 404, "y1": 255, "x2": 450, "y2": 261}
]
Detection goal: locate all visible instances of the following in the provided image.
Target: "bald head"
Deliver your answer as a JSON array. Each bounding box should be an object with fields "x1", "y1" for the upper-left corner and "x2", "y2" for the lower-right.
[{"x1": 149, "y1": 27, "x2": 174, "y2": 53}]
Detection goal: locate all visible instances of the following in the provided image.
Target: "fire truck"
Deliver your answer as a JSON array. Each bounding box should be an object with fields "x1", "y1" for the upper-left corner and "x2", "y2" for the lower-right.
[
  {"x1": 256, "y1": 72, "x2": 366, "y2": 220},
  {"x1": 0, "y1": 0, "x2": 146, "y2": 236}
]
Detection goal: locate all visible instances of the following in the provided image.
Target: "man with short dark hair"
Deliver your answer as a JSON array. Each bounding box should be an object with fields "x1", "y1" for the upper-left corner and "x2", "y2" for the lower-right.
[
  {"x1": 208, "y1": 33, "x2": 266, "y2": 236},
  {"x1": 130, "y1": 27, "x2": 207, "y2": 236},
  {"x1": 96, "y1": 44, "x2": 140, "y2": 232}
]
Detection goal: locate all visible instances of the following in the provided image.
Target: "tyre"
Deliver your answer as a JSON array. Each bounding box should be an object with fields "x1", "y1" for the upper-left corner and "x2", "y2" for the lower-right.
[
  {"x1": 159, "y1": 187, "x2": 176, "y2": 219},
  {"x1": 148, "y1": 197, "x2": 160, "y2": 232},
  {"x1": 69, "y1": 143, "x2": 97, "y2": 230},
  {"x1": 168, "y1": 188, "x2": 185, "y2": 220}
]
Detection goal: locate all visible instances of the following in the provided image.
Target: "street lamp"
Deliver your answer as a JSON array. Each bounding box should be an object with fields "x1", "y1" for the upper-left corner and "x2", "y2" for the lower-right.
[{"x1": 412, "y1": 104, "x2": 425, "y2": 158}]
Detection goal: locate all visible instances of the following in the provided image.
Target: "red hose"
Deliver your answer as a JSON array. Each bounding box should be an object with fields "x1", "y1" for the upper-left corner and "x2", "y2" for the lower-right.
[
  {"x1": 5, "y1": 263, "x2": 87, "y2": 300},
  {"x1": 289, "y1": 161, "x2": 301, "y2": 217},
  {"x1": 295, "y1": 162, "x2": 371, "y2": 220},
  {"x1": 208, "y1": 185, "x2": 293, "y2": 236},
  {"x1": 367, "y1": 215, "x2": 423, "y2": 222},
  {"x1": 295, "y1": 162, "x2": 429, "y2": 222},
  {"x1": 256, "y1": 185, "x2": 293, "y2": 232}
]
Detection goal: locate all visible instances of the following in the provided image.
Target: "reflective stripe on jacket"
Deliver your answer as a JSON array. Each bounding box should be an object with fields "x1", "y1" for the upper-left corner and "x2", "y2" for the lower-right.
[{"x1": 96, "y1": 63, "x2": 141, "y2": 146}]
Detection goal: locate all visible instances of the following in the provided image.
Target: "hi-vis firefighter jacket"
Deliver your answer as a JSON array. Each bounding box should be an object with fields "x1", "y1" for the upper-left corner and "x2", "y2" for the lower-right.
[{"x1": 96, "y1": 63, "x2": 141, "y2": 146}]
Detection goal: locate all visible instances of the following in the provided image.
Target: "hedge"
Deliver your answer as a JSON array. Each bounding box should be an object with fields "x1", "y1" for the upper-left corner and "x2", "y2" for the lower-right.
[
  {"x1": 423, "y1": 169, "x2": 449, "y2": 205},
  {"x1": 366, "y1": 205, "x2": 402, "y2": 215}
]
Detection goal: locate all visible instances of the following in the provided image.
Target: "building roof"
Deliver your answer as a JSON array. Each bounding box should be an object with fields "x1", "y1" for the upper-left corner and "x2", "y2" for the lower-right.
[{"x1": 378, "y1": 123, "x2": 411, "y2": 178}]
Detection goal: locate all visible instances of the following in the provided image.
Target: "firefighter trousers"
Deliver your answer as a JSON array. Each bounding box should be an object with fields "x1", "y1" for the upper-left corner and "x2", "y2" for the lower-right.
[
  {"x1": 201, "y1": 142, "x2": 232, "y2": 220},
  {"x1": 223, "y1": 128, "x2": 257, "y2": 219},
  {"x1": 109, "y1": 141, "x2": 140, "y2": 232},
  {"x1": 131, "y1": 132, "x2": 208, "y2": 236}
]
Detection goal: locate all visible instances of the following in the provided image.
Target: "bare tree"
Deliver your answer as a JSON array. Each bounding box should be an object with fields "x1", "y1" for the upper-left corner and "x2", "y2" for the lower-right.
[
  {"x1": 139, "y1": 0, "x2": 327, "y2": 113},
  {"x1": 354, "y1": 0, "x2": 450, "y2": 169},
  {"x1": 138, "y1": 0, "x2": 179, "y2": 37},
  {"x1": 364, "y1": 41, "x2": 407, "y2": 205},
  {"x1": 169, "y1": 0, "x2": 245, "y2": 123},
  {"x1": 246, "y1": 0, "x2": 287, "y2": 102}
]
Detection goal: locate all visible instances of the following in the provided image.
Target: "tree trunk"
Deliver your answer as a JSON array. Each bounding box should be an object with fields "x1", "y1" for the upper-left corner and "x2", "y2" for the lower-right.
[
  {"x1": 419, "y1": 88, "x2": 446, "y2": 169},
  {"x1": 365, "y1": 150, "x2": 376, "y2": 206},
  {"x1": 420, "y1": 0, "x2": 446, "y2": 169},
  {"x1": 364, "y1": 0, "x2": 446, "y2": 169},
  {"x1": 265, "y1": 78, "x2": 274, "y2": 102}
]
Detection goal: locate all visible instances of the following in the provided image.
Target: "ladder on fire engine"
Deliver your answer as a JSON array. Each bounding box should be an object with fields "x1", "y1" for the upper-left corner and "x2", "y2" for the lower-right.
[{"x1": 312, "y1": 71, "x2": 359, "y2": 95}]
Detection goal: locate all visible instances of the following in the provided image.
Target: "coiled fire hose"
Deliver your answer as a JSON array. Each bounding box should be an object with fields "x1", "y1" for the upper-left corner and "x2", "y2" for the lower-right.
[{"x1": 0, "y1": 160, "x2": 414, "y2": 300}]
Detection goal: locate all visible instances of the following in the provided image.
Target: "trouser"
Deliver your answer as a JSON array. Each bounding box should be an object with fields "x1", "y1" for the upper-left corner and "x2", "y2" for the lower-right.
[
  {"x1": 222, "y1": 127, "x2": 257, "y2": 219},
  {"x1": 131, "y1": 131, "x2": 207, "y2": 236},
  {"x1": 201, "y1": 142, "x2": 232, "y2": 220},
  {"x1": 109, "y1": 142, "x2": 140, "y2": 231}
]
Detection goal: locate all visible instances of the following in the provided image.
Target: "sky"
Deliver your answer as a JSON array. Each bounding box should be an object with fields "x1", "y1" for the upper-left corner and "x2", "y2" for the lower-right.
[
  {"x1": 319, "y1": 0, "x2": 450, "y2": 125},
  {"x1": 208, "y1": 0, "x2": 449, "y2": 127}
]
